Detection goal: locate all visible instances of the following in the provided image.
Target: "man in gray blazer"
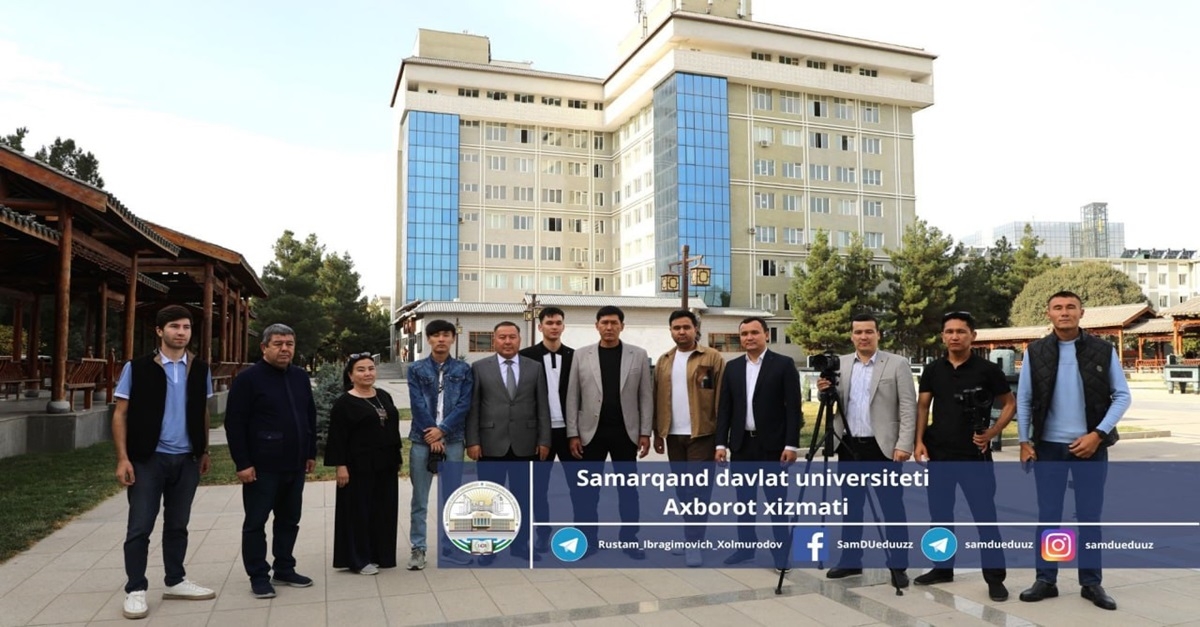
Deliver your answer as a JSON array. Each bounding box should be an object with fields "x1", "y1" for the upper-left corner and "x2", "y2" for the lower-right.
[
  {"x1": 466, "y1": 321, "x2": 550, "y2": 560},
  {"x1": 817, "y1": 312, "x2": 916, "y2": 584},
  {"x1": 565, "y1": 305, "x2": 653, "y2": 558}
]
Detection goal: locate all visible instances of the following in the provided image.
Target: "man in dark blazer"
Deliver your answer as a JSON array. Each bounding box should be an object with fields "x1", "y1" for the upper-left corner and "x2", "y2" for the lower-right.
[
  {"x1": 518, "y1": 307, "x2": 576, "y2": 554},
  {"x1": 715, "y1": 316, "x2": 802, "y2": 569},
  {"x1": 466, "y1": 321, "x2": 550, "y2": 561}
]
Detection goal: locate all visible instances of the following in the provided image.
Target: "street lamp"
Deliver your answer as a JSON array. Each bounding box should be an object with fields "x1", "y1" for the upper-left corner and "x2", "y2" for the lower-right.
[
  {"x1": 455, "y1": 317, "x2": 463, "y2": 359},
  {"x1": 660, "y1": 244, "x2": 711, "y2": 310},
  {"x1": 522, "y1": 293, "x2": 542, "y2": 348}
]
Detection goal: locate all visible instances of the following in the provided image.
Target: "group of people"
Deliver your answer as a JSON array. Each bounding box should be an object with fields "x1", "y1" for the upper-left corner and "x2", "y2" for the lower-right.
[{"x1": 109, "y1": 288, "x2": 1128, "y2": 620}]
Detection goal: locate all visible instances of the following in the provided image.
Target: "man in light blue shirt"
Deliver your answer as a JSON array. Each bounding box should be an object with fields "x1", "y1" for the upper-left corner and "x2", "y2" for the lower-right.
[{"x1": 1016, "y1": 291, "x2": 1130, "y2": 611}]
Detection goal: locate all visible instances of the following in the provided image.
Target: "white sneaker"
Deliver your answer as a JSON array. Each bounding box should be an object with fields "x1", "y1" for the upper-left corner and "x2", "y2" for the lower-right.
[
  {"x1": 685, "y1": 548, "x2": 703, "y2": 568},
  {"x1": 123, "y1": 590, "x2": 148, "y2": 619},
  {"x1": 162, "y1": 579, "x2": 216, "y2": 600},
  {"x1": 358, "y1": 563, "x2": 379, "y2": 575}
]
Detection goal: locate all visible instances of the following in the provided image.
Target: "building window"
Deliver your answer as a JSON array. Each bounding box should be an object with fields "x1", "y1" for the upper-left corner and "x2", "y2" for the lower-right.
[
  {"x1": 594, "y1": 248, "x2": 605, "y2": 263},
  {"x1": 594, "y1": 164, "x2": 604, "y2": 178},
  {"x1": 469, "y1": 332, "x2": 494, "y2": 351},
  {"x1": 864, "y1": 200, "x2": 883, "y2": 217},
  {"x1": 593, "y1": 102, "x2": 604, "y2": 110},
  {"x1": 810, "y1": 132, "x2": 828, "y2": 149},
  {"x1": 486, "y1": 214, "x2": 505, "y2": 229},
  {"x1": 542, "y1": 275, "x2": 562, "y2": 290},
  {"x1": 1160, "y1": 295, "x2": 1170, "y2": 307},
  {"x1": 514, "y1": 93, "x2": 534, "y2": 103},
  {"x1": 810, "y1": 197, "x2": 830, "y2": 214},
  {"x1": 838, "y1": 198, "x2": 857, "y2": 215},
  {"x1": 782, "y1": 162, "x2": 803, "y2": 179},
  {"x1": 838, "y1": 135, "x2": 855, "y2": 152},
  {"x1": 751, "y1": 51, "x2": 772, "y2": 61},
  {"x1": 513, "y1": 215, "x2": 533, "y2": 230},
  {"x1": 569, "y1": 218, "x2": 588, "y2": 233},
  {"x1": 594, "y1": 219, "x2": 606, "y2": 234},
  {"x1": 755, "y1": 225, "x2": 776, "y2": 243},
  {"x1": 594, "y1": 134, "x2": 605, "y2": 150},
  {"x1": 487, "y1": 155, "x2": 506, "y2": 171},
  {"x1": 806, "y1": 59, "x2": 826, "y2": 70},
  {"x1": 510, "y1": 274, "x2": 531, "y2": 290},
  {"x1": 594, "y1": 277, "x2": 605, "y2": 292},
  {"x1": 516, "y1": 126, "x2": 535, "y2": 144},
  {"x1": 567, "y1": 99, "x2": 588, "y2": 109},
  {"x1": 541, "y1": 246, "x2": 562, "y2": 261},
  {"x1": 783, "y1": 227, "x2": 804, "y2": 245},
  {"x1": 709, "y1": 333, "x2": 741, "y2": 351},
  {"x1": 836, "y1": 231, "x2": 854, "y2": 247},
  {"x1": 756, "y1": 293, "x2": 779, "y2": 311},
  {"x1": 570, "y1": 190, "x2": 588, "y2": 205},
  {"x1": 459, "y1": 272, "x2": 478, "y2": 282},
  {"x1": 760, "y1": 259, "x2": 778, "y2": 276},
  {"x1": 487, "y1": 90, "x2": 508, "y2": 101},
  {"x1": 863, "y1": 137, "x2": 882, "y2": 154},
  {"x1": 754, "y1": 193, "x2": 776, "y2": 210},
  {"x1": 541, "y1": 96, "x2": 561, "y2": 106},
  {"x1": 567, "y1": 161, "x2": 585, "y2": 177},
  {"x1": 862, "y1": 102, "x2": 881, "y2": 124},
  {"x1": 779, "y1": 90, "x2": 802, "y2": 114},
  {"x1": 810, "y1": 96, "x2": 828, "y2": 118},
  {"x1": 1159, "y1": 272, "x2": 1168, "y2": 285},
  {"x1": 809, "y1": 164, "x2": 830, "y2": 181},
  {"x1": 779, "y1": 55, "x2": 800, "y2": 66},
  {"x1": 570, "y1": 247, "x2": 589, "y2": 263},
  {"x1": 570, "y1": 131, "x2": 589, "y2": 149},
  {"x1": 459, "y1": 242, "x2": 478, "y2": 251},
  {"x1": 864, "y1": 232, "x2": 884, "y2": 249},
  {"x1": 833, "y1": 97, "x2": 854, "y2": 120},
  {"x1": 594, "y1": 192, "x2": 605, "y2": 206},
  {"x1": 542, "y1": 129, "x2": 562, "y2": 146},
  {"x1": 754, "y1": 159, "x2": 775, "y2": 176},
  {"x1": 513, "y1": 186, "x2": 534, "y2": 202},
  {"x1": 484, "y1": 185, "x2": 506, "y2": 200},
  {"x1": 459, "y1": 119, "x2": 479, "y2": 128},
  {"x1": 485, "y1": 244, "x2": 506, "y2": 259},
  {"x1": 543, "y1": 217, "x2": 563, "y2": 231},
  {"x1": 833, "y1": 64, "x2": 852, "y2": 74},
  {"x1": 543, "y1": 159, "x2": 562, "y2": 175},
  {"x1": 863, "y1": 169, "x2": 883, "y2": 186},
  {"x1": 781, "y1": 129, "x2": 803, "y2": 146},
  {"x1": 461, "y1": 212, "x2": 479, "y2": 222},
  {"x1": 836, "y1": 167, "x2": 856, "y2": 184},
  {"x1": 485, "y1": 122, "x2": 507, "y2": 142},
  {"x1": 783, "y1": 194, "x2": 802, "y2": 212},
  {"x1": 513, "y1": 245, "x2": 534, "y2": 260},
  {"x1": 461, "y1": 152, "x2": 479, "y2": 163},
  {"x1": 458, "y1": 88, "x2": 479, "y2": 98},
  {"x1": 753, "y1": 125, "x2": 774, "y2": 143},
  {"x1": 513, "y1": 157, "x2": 533, "y2": 172},
  {"x1": 1180, "y1": 273, "x2": 1188, "y2": 284},
  {"x1": 752, "y1": 86, "x2": 772, "y2": 111},
  {"x1": 459, "y1": 182, "x2": 478, "y2": 193},
  {"x1": 859, "y1": 67, "x2": 878, "y2": 77}
]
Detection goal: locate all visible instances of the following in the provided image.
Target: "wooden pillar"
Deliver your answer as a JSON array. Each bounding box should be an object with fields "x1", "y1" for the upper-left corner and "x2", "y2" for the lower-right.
[
  {"x1": 123, "y1": 254, "x2": 138, "y2": 361},
  {"x1": 11, "y1": 301, "x2": 22, "y2": 359},
  {"x1": 83, "y1": 294, "x2": 95, "y2": 357},
  {"x1": 242, "y1": 304, "x2": 251, "y2": 362},
  {"x1": 201, "y1": 262, "x2": 214, "y2": 362},
  {"x1": 97, "y1": 283, "x2": 109, "y2": 356},
  {"x1": 28, "y1": 296, "x2": 40, "y2": 380},
  {"x1": 219, "y1": 277, "x2": 230, "y2": 362},
  {"x1": 50, "y1": 206, "x2": 73, "y2": 410},
  {"x1": 233, "y1": 291, "x2": 243, "y2": 363}
]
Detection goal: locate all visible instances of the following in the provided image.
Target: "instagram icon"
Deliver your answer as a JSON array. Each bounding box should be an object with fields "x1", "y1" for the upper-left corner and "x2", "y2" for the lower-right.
[{"x1": 1041, "y1": 529, "x2": 1077, "y2": 562}]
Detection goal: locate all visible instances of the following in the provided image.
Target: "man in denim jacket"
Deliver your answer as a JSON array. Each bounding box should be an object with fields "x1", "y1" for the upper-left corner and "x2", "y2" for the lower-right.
[{"x1": 406, "y1": 319, "x2": 474, "y2": 569}]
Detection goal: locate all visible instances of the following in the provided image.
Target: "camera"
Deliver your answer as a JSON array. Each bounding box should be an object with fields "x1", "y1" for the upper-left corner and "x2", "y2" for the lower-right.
[
  {"x1": 809, "y1": 351, "x2": 841, "y2": 401},
  {"x1": 954, "y1": 386, "x2": 994, "y2": 434}
]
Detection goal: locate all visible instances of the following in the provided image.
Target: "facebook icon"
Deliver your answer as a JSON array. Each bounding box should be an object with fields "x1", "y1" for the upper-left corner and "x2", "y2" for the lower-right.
[{"x1": 792, "y1": 527, "x2": 828, "y2": 562}]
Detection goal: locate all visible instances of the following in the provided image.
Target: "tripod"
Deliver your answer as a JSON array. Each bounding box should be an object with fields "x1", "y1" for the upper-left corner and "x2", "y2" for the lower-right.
[{"x1": 774, "y1": 380, "x2": 905, "y2": 596}]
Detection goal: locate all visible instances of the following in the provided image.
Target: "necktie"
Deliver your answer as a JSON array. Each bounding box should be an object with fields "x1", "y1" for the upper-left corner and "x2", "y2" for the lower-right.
[{"x1": 504, "y1": 359, "x2": 517, "y2": 399}]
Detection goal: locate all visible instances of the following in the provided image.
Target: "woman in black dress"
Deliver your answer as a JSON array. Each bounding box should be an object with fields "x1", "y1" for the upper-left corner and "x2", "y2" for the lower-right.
[{"x1": 324, "y1": 354, "x2": 402, "y2": 575}]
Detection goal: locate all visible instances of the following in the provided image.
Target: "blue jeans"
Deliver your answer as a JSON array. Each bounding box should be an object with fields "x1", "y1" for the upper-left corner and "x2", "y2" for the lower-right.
[
  {"x1": 408, "y1": 440, "x2": 464, "y2": 552},
  {"x1": 1033, "y1": 441, "x2": 1108, "y2": 586},
  {"x1": 241, "y1": 470, "x2": 305, "y2": 583},
  {"x1": 124, "y1": 453, "x2": 200, "y2": 593}
]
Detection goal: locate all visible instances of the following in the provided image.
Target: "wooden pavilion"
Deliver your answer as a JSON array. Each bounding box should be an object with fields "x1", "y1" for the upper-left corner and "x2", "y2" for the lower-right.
[{"x1": 972, "y1": 303, "x2": 1155, "y2": 366}]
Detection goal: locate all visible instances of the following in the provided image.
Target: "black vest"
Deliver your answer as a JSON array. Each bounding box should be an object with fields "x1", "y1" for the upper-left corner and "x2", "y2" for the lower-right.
[
  {"x1": 125, "y1": 353, "x2": 210, "y2": 462},
  {"x1": 1026, "y1": 331, "x2": 1119, "y2": 447}
]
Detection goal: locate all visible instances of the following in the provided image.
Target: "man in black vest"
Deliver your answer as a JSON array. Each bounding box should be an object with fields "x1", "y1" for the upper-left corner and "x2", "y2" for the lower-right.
[
  {"x1": 1016, "y1": 291, "x2": 1130, "y2": 610},
  {"x1": 112, "y1": 305, "x2": 215, "y2": 619}
]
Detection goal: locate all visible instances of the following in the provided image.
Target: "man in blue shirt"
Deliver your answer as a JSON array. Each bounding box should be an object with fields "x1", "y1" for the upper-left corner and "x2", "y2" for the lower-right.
[
  {"x1": 406, "y1": 319, "x2": 473, "y2": 569},
  {"x1": 1017, "y1": 291, "x2": 1130, "y2": 611},
  {"x1": 112, "y1": 305, "x2": 215, "y2": 619}
]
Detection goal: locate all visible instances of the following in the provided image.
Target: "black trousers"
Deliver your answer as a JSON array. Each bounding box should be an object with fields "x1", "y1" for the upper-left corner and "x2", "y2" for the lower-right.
[
  {"x1": 479, "y1": 449, "x2": 536, "y2": 551},
  {"x1": 836, "y1": 436, "x2": 908, "y2": 569},
  {"x1": 533, "y1": 427, "x2": 581, "y2": 543},
  {"x1": 925, "y1": 447, "x2": 1005, "y2": 583},
  {"x1": 578, "y1": 420, "x2": 640, "y2": 543},
  {"x1": 332, "y1": 463, "x2": 399, "y2": 571},
  {"x1": 241, "y1": 470, "x2": 305, "y2": 582},
  {"x1": 732, "y1": 433, "x2": 790, "y2": 567}
]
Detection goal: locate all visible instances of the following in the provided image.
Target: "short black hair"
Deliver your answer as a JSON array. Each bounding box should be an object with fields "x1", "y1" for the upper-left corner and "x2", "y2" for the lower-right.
[
  {"x1": 425, "y1": 319, "x2": 456, "y2": 338},
  {"x1": 669, "y1": 310, "x2": 698, "y2": 327},
  {"x1": 851, "y1": 311, "x2": 879, "y2": 330},
  {"x1": 596, "y1": 305, "x2": 625, "y2": 322},
  {"x1": 941, "y1": 311, "x2": 976, "y2": 331},
  {"x1": 739, "y1": 316, "x2": 768, "y2": 333},
  {"x1": 538, "y1": 306, "x2": 565, "y2": 322},
  {"x1": 155, "y1": 305, "x2": 192, "y2": 330},
  {"x1": 1047, "y1": 290, "x2": 1083, "y2": 306},
  {"x1": 494, "y1": 320, "x2": 521, "y2": 333}
]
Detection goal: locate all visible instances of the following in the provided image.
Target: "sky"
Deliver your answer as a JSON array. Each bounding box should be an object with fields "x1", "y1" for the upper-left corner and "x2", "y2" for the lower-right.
[{"x1": 2, "y1": 0, "x2": 1197, "y2": 299}]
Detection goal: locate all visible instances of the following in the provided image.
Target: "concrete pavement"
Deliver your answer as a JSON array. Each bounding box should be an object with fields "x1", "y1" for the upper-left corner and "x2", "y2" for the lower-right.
[{"x1": 2, "y1": 366, "x2": 1199, "y2": 626}]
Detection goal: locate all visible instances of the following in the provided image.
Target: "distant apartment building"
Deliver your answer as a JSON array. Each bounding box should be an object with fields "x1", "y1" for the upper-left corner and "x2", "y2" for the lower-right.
[
  {"x1": 1065, "y1": 248, "x2": 1198, "y2": 310},
  {"x1": 959, "y1": 202, "x2": 1125, "y2": 259},
  {"x1": 390, "y1": 0, "x2": 934, "y2": 319}
]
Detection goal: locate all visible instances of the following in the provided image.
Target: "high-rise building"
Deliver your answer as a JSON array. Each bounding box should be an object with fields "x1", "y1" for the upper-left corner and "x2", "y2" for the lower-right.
[
  {"x1": 391, "y1": 0, "x2": 934, "y2": 313},
  {"x1": 959, "y1": 203, "x2": 1125, "y2": 259}
]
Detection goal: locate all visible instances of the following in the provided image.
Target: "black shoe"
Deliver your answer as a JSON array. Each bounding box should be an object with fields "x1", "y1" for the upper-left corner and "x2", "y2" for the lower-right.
[
  {"x1": 825, "y1": 567, "x2": 863, "y2": 579},
  {"x1": 477, "y1": 554, "x2": 495, "y2": 566},
  {"x1": 534, "y1": 534, "x2": 550, "y2": 553},
  {"x1": 722, "y1": 549, "x2": 755, "y2": 565},
  {"x1": 623, "y1": 547, "x2": 646, "y2": 560},
  {"x1": 250, "y1": 580, "x2": 276, "y2": 599},
  {"x1": 914, "y1": 569, "x2": 954, "y2": 585},
  {"x1": 1081, "y1": 585, "x2": 1117, "y2": 610},
  {"x1": 988, "y1": 581, "x2": 1010, "y2": 602},
  {"x1": 891, "y1": 569, "x2": 910, "y2": 589},
  {"x1": 1019, "y1": 581, "x2": 1059, "y2": 602},
  {"x1": 270, "y1": 572, "x2": 313, "y2": 588}
]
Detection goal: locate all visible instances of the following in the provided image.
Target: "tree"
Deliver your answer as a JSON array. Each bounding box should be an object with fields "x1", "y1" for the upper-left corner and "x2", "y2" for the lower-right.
[
  {"x1": 1009, "y1": 223, "x2": 1060, "y2": 293},
  {"x1": 953, "y1": 236, "x2": 1017, "y2": 328},
  {"x1": 787, "y1": 230, "x2": 851, "y2": 353},
  {"x1": 841, "y1": 232, "x2": 883, "y2": 314},
  {"x1": 252, "y1": 231, "x2": 331, "y2": 367},
  {"x1": 881, "y1": 220, "x2": 962, "y2": 358},
  {"x1": 315, "y1": 252, "x2": 390, "y2": 364},
  {"x1": 0, "y1": 127, "x2": 28, "y2": 152},
  {"x1": 1009, "y1": 262, "x2": 1148, "y2": 326},
  {"x1": 33, "y1": 137, "x2": 105, "y2": 188}
]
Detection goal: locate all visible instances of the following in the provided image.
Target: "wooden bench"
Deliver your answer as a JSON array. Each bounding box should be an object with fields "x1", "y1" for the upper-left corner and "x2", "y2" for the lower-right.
[
  {"x1": 0, "y1": 356, "x2": 40, "y2": 399},
  {"x1": 65, "y1": 358, "x2": 107, "y2": 410},
  {"x1": 211, "y1": 362, "x2": 239, "y2": 391}
]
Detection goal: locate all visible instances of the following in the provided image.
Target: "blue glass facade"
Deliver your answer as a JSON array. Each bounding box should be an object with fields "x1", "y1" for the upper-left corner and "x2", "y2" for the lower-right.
[
  {"x1": 653, "y1": 73, "x2": 731, "y2": 306},
  {"x1": 404, "y1": 111, "x2": 460, "y2": 302}
]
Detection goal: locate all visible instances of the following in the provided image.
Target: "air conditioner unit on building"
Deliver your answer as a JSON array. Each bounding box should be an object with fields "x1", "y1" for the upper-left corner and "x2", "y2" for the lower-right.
[
  {"x1": 747, "y1": 228, "x2": 757, "y2": 234},
  {"x1": 758, "y1": 139, "x2": 771, "y2": 148}
]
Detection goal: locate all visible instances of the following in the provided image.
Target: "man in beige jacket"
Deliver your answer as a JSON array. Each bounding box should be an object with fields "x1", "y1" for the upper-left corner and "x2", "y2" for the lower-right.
[{"x1": 652, "y1": 310, "x2": 724, "y2": 567}]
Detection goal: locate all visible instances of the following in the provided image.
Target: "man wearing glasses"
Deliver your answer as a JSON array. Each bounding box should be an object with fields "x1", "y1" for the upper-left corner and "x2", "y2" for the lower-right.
[{"x1": 913, "y1": 311, "x2": 1015, "y2": 602}]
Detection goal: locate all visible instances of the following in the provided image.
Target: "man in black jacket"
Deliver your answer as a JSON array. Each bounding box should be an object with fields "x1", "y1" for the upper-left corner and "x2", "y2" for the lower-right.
[
  {"x1": 112, "y1": 305, "x2": 215, "y2": 619},
  {"x1": 225, "y1": 323, "x2": 317, "y2": 599}
]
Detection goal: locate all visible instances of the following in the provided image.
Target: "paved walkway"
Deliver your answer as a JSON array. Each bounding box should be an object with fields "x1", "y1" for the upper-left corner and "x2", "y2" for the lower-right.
[{"x1": 2, "y1": 369, "x2": 1199, "y2": 626}]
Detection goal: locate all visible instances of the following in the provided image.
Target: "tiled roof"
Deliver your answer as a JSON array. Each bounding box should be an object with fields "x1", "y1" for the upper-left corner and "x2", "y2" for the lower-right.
[
  {"x1": 1076, "y1": 303, "x2": 1152, "y2": 328},
  {"x1": 536, "y1": 294, "x2": 708, "y2": 309},
  {"x1": 411, "y1": 302, "x2": 526, "y2": 315},
  {"x1": 1126, "y1": 318, "x2": 1176, "y2": 335},
  {"x1": 974, "y1": 326, "x2": 1049, "y2": 343},
  {"x1": 1161, "y1": 296, "x2": 1200, "y2": 317}
]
